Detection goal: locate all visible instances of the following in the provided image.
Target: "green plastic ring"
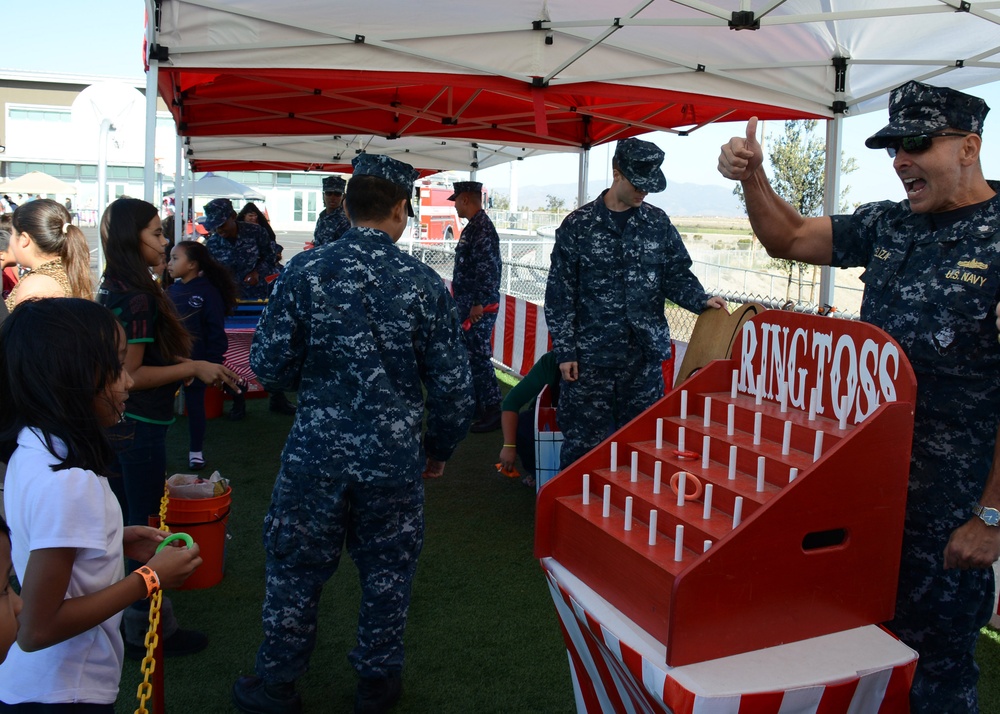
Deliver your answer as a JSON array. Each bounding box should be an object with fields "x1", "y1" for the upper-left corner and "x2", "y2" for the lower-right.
[{"x1": 155, "y1": 532, "x2": 194, "y2": 553}]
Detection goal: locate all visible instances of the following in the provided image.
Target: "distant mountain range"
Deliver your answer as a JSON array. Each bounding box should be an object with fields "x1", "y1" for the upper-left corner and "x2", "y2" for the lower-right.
[{"x1": 507, "y1": 179, "x2": 745, "y2": 217}]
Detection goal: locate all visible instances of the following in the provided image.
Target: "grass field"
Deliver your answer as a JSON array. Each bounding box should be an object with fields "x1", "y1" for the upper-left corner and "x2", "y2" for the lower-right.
[{"x1": 113, "y1": 386, "x2": 1000, "y2": 713}]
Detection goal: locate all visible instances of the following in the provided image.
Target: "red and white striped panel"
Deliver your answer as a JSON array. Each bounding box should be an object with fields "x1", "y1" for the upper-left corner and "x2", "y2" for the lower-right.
[
  {"x1": 542, "y1": 562, "x2": 916, "y2": 714},
  {"x1": 223, "y1": 328, "x2": 265, "y2": 393},
  {"x1": 441, "y1": 280, "x2": 551, "y2": 377},
  {"x1": 492, "y1": 292, "x2": 552, "y2": 376}
]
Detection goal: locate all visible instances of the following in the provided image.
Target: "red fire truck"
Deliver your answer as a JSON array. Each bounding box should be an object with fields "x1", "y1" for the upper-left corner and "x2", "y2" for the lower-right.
[{"x1": 414, "y1": 180, "x2": 461, "y2": 243}]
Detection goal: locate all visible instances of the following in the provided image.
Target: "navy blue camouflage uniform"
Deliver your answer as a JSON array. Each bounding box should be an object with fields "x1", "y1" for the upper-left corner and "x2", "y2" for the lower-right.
[
  {"x1": 831, "y1": 183, "x2": 1000, "y2": 713},
  {"x1": 205, "y1": 221, "x2": 278, "y2": 301},
  {"x1": 313, "y1": 206, "x2": 350, "y2": 247},
  {"x1": 545, "y1": 190, "x2": 709, "y2": 468},
  {"x1": 452, "y1": 208, "x2": 502, "y2": 411},
  {"x1": 248, "y1": 223, "x2": 474, "y2": 685}
]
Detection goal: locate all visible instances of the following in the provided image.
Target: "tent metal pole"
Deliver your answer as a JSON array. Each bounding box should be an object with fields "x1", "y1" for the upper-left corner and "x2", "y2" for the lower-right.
[
  {"x1": 577, "y1": 148, "x2": 589, "y2": 209},
  {"x1": 820, "y1": 116, "x2": 844, "y2": 309},
  {"x1": 144, "y1": 61, "x2": 159, "y2": 204},
  {"x1": 175, "y1": 133, "x2": 184, "y2": 244},
  {"x1": 182, "y1": 163, "x2": 191, "y2": 238}
]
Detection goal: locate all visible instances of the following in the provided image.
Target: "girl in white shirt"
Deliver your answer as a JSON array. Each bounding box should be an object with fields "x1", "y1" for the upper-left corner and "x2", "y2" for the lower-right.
[{"x1": 0, "y1": 298, "x2": 203, "y2": 710}]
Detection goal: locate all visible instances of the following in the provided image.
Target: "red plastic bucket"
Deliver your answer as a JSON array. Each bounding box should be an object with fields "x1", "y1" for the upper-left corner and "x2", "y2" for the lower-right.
[
  {"x1": 164, "y1": 487, "x2": 231, "y2": 590},
  {"x1": 203, "y1": 386, "x2": 224, "y2": 420}
]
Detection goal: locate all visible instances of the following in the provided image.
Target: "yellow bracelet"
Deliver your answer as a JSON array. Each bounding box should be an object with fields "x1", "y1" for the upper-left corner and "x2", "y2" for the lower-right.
[
  {"x1": 502, "y1": 444, "x2": 516, "y2": 448},
  {"x1": 134, "y1": 566, "x2": 160, "y2": 599}
]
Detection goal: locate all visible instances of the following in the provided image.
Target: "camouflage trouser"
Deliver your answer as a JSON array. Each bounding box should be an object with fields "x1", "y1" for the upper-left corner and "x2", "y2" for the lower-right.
[
  {"x1": 462, "y1": 309, "x2": 501, "y2": 411},
  {"x1": 254, "y1": 469, "x2": 424, "y2": 683},
  {"x1": 886, "y1": 527, "x2": 994, "y2": 714},
  {"x1": 558, "y1": 354, "x2": 663, "y2": 469}
]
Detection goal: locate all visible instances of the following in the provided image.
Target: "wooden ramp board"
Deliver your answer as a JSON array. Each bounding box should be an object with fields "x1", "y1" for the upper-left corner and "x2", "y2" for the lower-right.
[{"x1": 674, "y1": 302, "x2": 766, "y2": 387}]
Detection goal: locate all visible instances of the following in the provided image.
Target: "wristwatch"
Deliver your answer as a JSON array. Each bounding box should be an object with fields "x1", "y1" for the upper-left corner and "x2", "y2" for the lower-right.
[{"x1": 973, "y1": 504, "x2": 1000, "y2": 527}]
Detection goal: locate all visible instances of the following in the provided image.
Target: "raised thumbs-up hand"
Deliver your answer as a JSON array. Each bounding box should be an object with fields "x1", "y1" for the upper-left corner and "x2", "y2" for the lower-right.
[{"x1": 718, "y1": 117, "x2": 763, "y2": 182}]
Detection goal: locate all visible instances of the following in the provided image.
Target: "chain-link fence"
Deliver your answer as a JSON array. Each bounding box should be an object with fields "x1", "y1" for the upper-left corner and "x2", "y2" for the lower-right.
[
  {"x1": 487, "y1": 210, "x2": 568, "y2": 234},
  {"x1": 399, "y1": 231, "x2": 859, "y2": 353}
]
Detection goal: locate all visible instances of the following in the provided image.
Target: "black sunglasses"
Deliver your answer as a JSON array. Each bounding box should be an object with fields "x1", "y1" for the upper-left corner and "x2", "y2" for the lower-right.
[{"x1": 885, "y1": 132, "x2": 970, "y2": 158}]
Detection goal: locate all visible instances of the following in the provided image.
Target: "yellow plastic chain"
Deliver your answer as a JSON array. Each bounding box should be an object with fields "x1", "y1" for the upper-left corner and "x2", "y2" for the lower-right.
[{"x1": 134, "y1": 486, "x2": 170, "y2": 714}]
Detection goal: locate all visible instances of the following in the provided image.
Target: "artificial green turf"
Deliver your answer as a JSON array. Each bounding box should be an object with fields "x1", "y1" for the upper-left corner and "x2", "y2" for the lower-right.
[
  {"x1": 114, "y1": 389, "x2": 1000, "y2": 713},
  {"x1": 115, "y1": 392, "x2": 573, "y2": 713}
]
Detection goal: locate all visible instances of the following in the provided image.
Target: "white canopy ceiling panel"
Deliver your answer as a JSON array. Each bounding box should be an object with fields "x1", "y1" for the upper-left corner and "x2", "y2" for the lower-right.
[
  {"x1": 154, "y1": 0, "x2": 1000, "y2": 124},
  {"x1": 183, "y1": 133, "x2": 579, "y2": 173}
]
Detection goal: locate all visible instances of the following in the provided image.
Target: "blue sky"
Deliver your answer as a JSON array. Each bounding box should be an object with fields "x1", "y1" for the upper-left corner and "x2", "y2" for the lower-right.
[{"x1": 3, "y1": 0, "x2": 999, "y2": 207}]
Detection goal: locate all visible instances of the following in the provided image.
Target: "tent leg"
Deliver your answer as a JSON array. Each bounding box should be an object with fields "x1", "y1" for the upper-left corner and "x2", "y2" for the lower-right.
[
  {"x1": 819, "y1": 116, "x2": 844, "y2": 309},
  {"x1": 144, "y1": 58, "x2": 159, "y2": 204}
]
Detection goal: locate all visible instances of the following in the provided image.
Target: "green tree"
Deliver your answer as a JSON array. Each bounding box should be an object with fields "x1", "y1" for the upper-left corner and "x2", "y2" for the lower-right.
[
  {"x1": 490, "y1": 192, "x2": 510, "y2": 210},
  {"x1": 544, "y1": 194, "x2": 566, "y2": 212},
  {"x1": 734, "y1": 120, "x2": 857, "y2": 302}
]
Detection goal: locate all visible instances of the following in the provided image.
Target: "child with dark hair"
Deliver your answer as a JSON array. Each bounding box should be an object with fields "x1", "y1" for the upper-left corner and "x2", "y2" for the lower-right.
[
  {"x1": 4, "y1": 199, "x2": 92, "y2": 311},
  {"x1": 0, "y1": 298, "x2": 201, "y2": 708},
  {"x1": 167, "y1": 240, "x2": 239, "y2": 470},
  {"x1": 97, "y1": 197, "x2": 241, "y2": 657}
]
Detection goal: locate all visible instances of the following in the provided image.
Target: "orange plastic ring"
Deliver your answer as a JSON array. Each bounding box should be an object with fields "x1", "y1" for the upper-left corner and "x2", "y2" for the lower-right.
[
  {"x1": 673, "y1": 449, "x2": 700, "y2": 461},
  {"x1": 670, "y1": 471, "x2": 703, "y2": 501}
]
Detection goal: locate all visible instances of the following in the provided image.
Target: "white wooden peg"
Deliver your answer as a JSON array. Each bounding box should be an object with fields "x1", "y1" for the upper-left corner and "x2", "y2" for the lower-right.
[{"x1": 813, "y1": 431, "x2": 824, "y2": 462}]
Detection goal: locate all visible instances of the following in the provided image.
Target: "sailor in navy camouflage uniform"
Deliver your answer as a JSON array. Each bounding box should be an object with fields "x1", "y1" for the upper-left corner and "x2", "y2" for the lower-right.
[
  {"x1": 546, "y1": 138, "x2": 725, "y2": 469},
  {"x1": 313, "y1": 175, "x2": 350, "y2": 247},
  {"x1": 720, "y1": 81, "x2": 1000, "y2": 713},
  {"x1": 202, "y1": 197, "x2": 296, "y2": 417},
  {"x1": 232, "y1": 153, "x2": 474, "y2": 714},
  {"x1": 449, "y1": 181, "x2": 504, "y2": 433},
  {"x1": 202, "y1": 198, "x2": 279, "y2": 301}
]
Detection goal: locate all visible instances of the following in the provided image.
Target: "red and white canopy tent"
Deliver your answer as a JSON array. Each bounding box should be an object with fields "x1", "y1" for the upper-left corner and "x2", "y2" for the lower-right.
[{"x1": 142, "y1": 0, "x2": 1000, "y2": 301}]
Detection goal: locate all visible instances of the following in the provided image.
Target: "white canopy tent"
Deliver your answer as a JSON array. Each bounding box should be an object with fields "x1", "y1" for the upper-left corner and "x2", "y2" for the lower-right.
[
  {"x1": 1, "y1": 171, "x2": 78, "y2": 196},
  {"x1": 182, "y1": 134, "x2": 581, "y2": 175},
  {"x1": 142, "y1": 0, "x2": 1000, "y2": 302},
  {"x1": 185, "y1": 171, "x2": 265, "y2": 200}
]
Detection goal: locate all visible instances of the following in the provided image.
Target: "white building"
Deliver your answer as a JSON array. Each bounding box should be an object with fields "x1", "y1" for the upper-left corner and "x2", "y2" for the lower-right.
[{"x1": 0, "y1": 69, "x2": 331, "y2": 231}]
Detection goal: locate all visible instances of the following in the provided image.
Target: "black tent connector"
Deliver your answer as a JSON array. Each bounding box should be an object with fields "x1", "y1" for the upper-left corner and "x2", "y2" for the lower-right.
[
  {"x1": 148, "y1": 44, "x2": 169, "y2": 62},
  {"x1": 832, "y1": 57, "x2": 848, "y2": 93},
  {"x1": 729, "y1": 11, "x2": 759, "y2": 30}
]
